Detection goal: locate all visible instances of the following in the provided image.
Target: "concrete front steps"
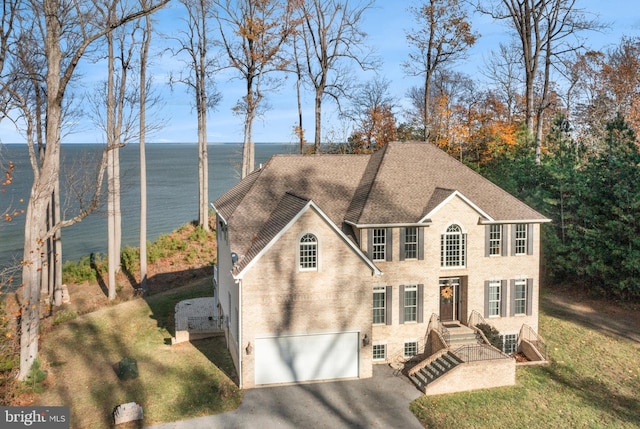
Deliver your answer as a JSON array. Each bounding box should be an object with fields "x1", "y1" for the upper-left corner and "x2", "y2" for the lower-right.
[
  {"x1": 409, "y1": 351, "x2": 463, "y2": 391},
  {"x1": 444, "y1": 323, "x2": 481, "y2": 346}
]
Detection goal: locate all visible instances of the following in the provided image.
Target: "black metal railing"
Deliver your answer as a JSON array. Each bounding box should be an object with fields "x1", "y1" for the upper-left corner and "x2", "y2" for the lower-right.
[
  {"x1": 451, "y1": 344, "x2": 511, "y2": 363},
  {"x1": 518, "y1": 324, "x2": 548, "y2": 360}
]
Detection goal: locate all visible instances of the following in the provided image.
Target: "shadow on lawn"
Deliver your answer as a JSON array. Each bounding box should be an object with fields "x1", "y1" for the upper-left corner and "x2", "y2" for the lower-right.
[{"x1": 540, "y1": 362, "x2": 640, "y2": 425}]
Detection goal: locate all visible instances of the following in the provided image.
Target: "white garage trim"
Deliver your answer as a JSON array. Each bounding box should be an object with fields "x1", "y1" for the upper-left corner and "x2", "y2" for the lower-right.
[{"x1": 255, "y1": 331, "x2": 360, "y2": 385}]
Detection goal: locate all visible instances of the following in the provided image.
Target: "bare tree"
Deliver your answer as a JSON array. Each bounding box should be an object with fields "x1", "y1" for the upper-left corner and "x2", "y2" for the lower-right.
[
  {"x1": 139, "y1": 4, "x2": 152, "y2": 292},
  {"x1": 295, "y1": 0, "x2": 376, "y2": 153},
  {"x1": 403, "y1": 0, "x2": 477, "y2": 142},
  {"x1": 214, "y1": 0, "x2": 295, "y2": 177},
  {"x1": 170, "y1": 0, "x2": 221, "y2": 230},
  {"x1": 475, "y1": 0, "x2": 600, "y2": 163},
  {"x1": 16, "y1": 0, "x2": 167, "y2": 381}
]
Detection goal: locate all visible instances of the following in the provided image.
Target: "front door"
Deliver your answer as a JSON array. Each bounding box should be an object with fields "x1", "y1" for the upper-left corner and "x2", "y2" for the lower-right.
[{"x1": 439, "y1": 278, "x2": 459, "y2": 322}]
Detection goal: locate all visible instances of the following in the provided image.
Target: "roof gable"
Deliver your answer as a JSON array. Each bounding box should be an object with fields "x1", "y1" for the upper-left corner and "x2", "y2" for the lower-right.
[{"x1": 235, "y1": 194, "x2": 381, "y2": 278}]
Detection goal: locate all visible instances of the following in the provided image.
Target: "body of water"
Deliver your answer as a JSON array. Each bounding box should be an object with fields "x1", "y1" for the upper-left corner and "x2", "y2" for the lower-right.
[{"x1": 0, "y1": 143, "x2": 296, "y2": 268}]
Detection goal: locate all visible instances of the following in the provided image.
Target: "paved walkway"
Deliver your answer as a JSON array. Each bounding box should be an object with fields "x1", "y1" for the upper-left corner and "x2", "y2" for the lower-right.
[{"x1": 148, "y1": 365, "x2": 424, "y2": 429}]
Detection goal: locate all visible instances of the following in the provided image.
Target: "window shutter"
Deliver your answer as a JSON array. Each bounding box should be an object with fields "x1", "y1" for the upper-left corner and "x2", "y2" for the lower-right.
[
  {"x1": 502, "y1": 225, "x2": 508, "y2": 256},
  {"x1": 510, "y1": 279, "x2": 516, "y2": 317},
  {"x1": 484, "y1": 281, "x2": 490, "y2": 318},
  {"x1": 527, "y1": 224, "x2": 534, "y2": 255},
  {"x1": 418, "y1": 227, "x2": 425, "y2": 260},
  {"x1": 484, "y1": 225, "x2": 491, "y2": 257},
  {"x1": 417, "y1": 284, "x2": 424, "y2": 323},
  {"x1": 399, "y1": 285, "x2": 405, "y2": 324},
  {"x1": 526, "y1": 278, "x2": 533, "y2": 315},
  {"x1": 367, "y1": 229, "x2": 373, "y2": 257},
  {"x1": 386, "y1": 285, "x2": 393, "y2": 325},
  {"x1": 399, "y1": 228, "x2": 406, "y2": 261},
  {"x1": 386, "y1": 228, "x2": 393, "y2": 261},
  {"x1": 510, "y1": 224, "x2": 516, "y2": 256},
  {"x1": 501, "y1": 280, "x2": 507, "y2": 317}
]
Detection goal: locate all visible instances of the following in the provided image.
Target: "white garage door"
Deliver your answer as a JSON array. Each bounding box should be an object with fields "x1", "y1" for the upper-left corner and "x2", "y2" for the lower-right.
[{"x1": 254, "y1": 332, "x2": 359, "y2": 385}]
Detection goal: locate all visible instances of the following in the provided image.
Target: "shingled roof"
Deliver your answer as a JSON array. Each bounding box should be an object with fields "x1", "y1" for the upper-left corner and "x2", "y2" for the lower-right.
[{"x1": 212, "y1": 142, "x2": 549, "y2": 270}]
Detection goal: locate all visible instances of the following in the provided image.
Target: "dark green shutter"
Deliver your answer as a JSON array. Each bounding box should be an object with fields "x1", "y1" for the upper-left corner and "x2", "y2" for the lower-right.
[
  {"x1": 386, "y1": 285, "x2": 393, "y2": 325},
  {"x1": 527, "y1": 224, "x2": 534, "y2": 255},
  {"x1": 501, "y1": 224, "x2": 508, "y2": 256},
  {"x1": 510, "y1": 279, "x2": 516, "y2": 317},
  {"x1": 418, "y1": 227, "x2": 425, "y2": 260},
  {"x1": 399, "y1": 227, "x2": 406, "y2": 261},
  {"x1": 417, "y1": 284, "x2": 424, "y2": 323},
  {"x1": 501, "y1": 280, "x2": 507, "y2": 317},
  {"x1": 485, "y1": 225, "x2": 491, "y2": 257},
  {"x1": 526, "y1": 279, "x2": 533, "y2": 315},
  {"x1": 386, "y1": 228, "x2": 393, "y2": 261},
  {"x1": 484, "y1": 281, "x2": 490, "y2": 318},
  {"x1": 399, "y1": 285, "x2": 405, "y2": 324}
]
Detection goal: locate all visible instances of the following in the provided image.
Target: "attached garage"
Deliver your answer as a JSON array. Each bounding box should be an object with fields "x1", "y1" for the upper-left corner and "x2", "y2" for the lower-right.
[{"x1": 254, "y1": 332, "x2": 360, "y2": 385}]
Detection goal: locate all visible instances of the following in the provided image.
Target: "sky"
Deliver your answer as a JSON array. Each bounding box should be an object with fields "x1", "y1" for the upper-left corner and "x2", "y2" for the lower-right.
[{"x1": 1, "y1": 0, "x2": 639, "y2": 145}]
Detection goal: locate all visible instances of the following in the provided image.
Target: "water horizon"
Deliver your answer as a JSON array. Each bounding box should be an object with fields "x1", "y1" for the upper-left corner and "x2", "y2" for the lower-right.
[{"x1": 0, "y1": 142, "x2": 297, "y2": 276}]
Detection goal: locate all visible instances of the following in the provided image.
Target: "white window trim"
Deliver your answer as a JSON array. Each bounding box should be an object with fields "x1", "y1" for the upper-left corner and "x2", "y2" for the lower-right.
[
  {"x1": 488, "y1": 280, "x2": 502, "y2": 318},
  {"x1": 514, "y1": 278, "x2": 527, "y2": 316},
  {"x1": 372, "y1": 342, "x2": 387, "y2": 362},
  {"x1": 298, "y1": 232, "x2": 319, "y2": 272},
  {"x1": 372, "y1": 286, "x2": 386, "y2": 325},
  {"x1": 441, "y1": 223, "x2": 467, "y2": 268},
  {"x1": 403, "y1": 340, "x2": 418, "y2": 359},
  {"x1": 515, "y1": 224, "x2": 527, "y2": 255},
  {"x1": 372, "y1": 228, "x2": 387, "y2": 261},
  {"x1": 404, "y1": 227, "x2": 418, "y2": 260},
  {"x1": 403, "y1": 284, "x2": 418, "y2": 323},
  {"x1": 489, "y1": 224, "x2": 502, "y2": 256}
]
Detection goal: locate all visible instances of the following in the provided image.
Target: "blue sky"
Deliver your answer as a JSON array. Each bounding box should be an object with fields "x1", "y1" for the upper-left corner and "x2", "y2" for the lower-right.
[{"x1": 1, "y1": 0, "x2": 639, "y2": 145}]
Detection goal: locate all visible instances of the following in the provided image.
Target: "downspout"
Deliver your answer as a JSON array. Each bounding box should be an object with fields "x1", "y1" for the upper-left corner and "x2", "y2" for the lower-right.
[{"x1": 237, "y1": 278, "x2": 243, "y2": 389}]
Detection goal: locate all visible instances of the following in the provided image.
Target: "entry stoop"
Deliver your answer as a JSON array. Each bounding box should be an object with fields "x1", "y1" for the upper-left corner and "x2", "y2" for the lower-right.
[{"x1": 444, "y1": 323, "x2": 481, "y2": 346}]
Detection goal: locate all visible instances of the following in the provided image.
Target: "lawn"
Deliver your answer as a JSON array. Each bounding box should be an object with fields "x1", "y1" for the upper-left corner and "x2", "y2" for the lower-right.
[
  {"x1": 34, "y1": 278, "x2": 640, "y2": 429},
  {"x1": 35, "y1": 278, "x2": 242, "y2": 429},
  {"x1": 411, "y1": 290, "x2": 640, "y2": 428}
]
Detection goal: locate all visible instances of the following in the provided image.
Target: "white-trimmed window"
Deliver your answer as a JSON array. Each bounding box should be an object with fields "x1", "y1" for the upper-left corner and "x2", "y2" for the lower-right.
[
  {"x1": 403, "y1": 284, "x2": 418, "y2": 322},
  {"x1": 404, "y1": 227, "x2": 418, "y2": 259},
  {"x1": 441, "y1": 224, "x2": 466, "y2": 268},
  {"x1": 299, "y1": 233, "x2": 318, "y2": 270},
  {"x1": 373, "y1": 286, "x2": 386, "y2": 325},
  {"x1": 502, "y1": 334, "x2": 518, "y2": 354},
  {"x1": 372, "y1": 228, "x2": 386, "y2": 261},
  {"x1": 515, "y1": 224, "x2": 527, "y2": 255},
  {"x1": 404, "y1": 341, "x2": 418, "y2": 358},
  {"x1": 488, "y1": 281, "x2": 502, "y2": 317},
  {"x1": 372, "y1": 344, "x2": 386, "y2": 361},
  {"x1": 514, "y1": 279, "x2": 527, "y2": 315},
  {"x1": 489, "y1": 224, "x2": 502, "y2": 256}
]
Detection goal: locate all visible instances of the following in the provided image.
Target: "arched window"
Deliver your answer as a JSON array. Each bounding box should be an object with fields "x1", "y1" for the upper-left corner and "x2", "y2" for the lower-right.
[
  {"x1": 299, "y1": 233, "x2": 318, "y2": 270},
  {"x1": 441, "y1": 224, "x2": 466, "y2": 268}
]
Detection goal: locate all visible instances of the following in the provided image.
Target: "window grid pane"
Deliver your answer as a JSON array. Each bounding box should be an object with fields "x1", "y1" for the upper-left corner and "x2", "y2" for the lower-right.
[
  {"x1": 489, "y1": 282, "x2": 501, "y2": 317},
  {"x1": 489, "y1": 224, "x2": 501, "y2": 255},
  {"x1": 405, "y1": 227, "x2": 417, "y2": 259},
  {"x1": 404, "y1": 341, "x2": 418, "y2": 358},
  {"x1": 514, "y1": 280, "x2": 527, "y2": 315},
  {"x1": 515, "y1": 224, "x2": 527, "y2": 254},
  {"x1": 404, "y1": 285, "x2": 417, "y2": 322},
  {"x1": 372, "y1": 228, "x2": 386, "y2": 261},
  {"x1": 373, "y1": 287, "x2": 386, "y2": 324},
  {"x1": 299, "y1": 233, "x2": 317, "y2": 269},
  {"x1": 441, "y1": 225, "x2": 465, "y2": 267},
  {"x1": 502, "y1": 334, "x2": 518, "y2": 354},
  {"x1": 373, "y1": 344, "x2": 386, "y2": 361}
]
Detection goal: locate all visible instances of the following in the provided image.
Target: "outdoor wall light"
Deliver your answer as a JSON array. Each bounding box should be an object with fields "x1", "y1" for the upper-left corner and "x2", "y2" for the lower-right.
[
  {"x1": 246, "y1": 342, "x2": 253, "y2": 355},
  {"x1": 362, "y1": 334, "x2": 369, "y2": 347}
]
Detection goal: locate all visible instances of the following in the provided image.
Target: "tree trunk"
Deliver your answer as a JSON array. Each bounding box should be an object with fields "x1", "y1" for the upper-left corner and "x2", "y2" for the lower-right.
[{"x1": 314, "y1": 87, "x2": 322, "y2": 153}]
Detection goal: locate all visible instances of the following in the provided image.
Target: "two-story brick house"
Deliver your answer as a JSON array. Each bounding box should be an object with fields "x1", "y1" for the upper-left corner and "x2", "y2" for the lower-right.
[{"x1": 212, "y1": 142, "x2": 549, "y2": 390}]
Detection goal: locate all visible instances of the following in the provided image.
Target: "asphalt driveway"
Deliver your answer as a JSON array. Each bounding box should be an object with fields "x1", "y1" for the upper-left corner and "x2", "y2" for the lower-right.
[{"x1": 148, "y1": 365, "x2": 424, "y2": 429}]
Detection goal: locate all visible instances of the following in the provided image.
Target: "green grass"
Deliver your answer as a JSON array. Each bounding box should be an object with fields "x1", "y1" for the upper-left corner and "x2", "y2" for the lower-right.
[
  {"x1": 36, "y1": 277, "x2": 241, "y2": 428},
  {"x1": 411, "y1": 299, "x2": 640, "y2": 428}
]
